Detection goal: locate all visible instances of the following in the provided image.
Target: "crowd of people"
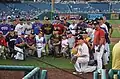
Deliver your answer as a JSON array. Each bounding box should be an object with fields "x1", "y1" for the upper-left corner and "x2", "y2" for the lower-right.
[{"x1": 0, "y1": 15, "x2": 113, "y2": 74}]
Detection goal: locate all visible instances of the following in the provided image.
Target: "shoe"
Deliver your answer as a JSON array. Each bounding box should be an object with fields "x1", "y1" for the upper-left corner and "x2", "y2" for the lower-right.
[
  {"x1": 79, "y1": 72, "x2": 83, "y2": 74},
  {"x1": 73, "y1": 71, "x2": 78, "y2": 75},
  {"x1": 3, "y1": 56, "x2": 6, "y2": 60},
  {"x1": 73, "y1": 71, "x2": 82, "y2": 75}
]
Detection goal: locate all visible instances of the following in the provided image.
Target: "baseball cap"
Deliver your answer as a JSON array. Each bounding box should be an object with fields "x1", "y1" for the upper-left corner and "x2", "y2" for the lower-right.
[
  {"x1": 76, "y1": 35, "x2": 84, "y2": 40},
  {"x1": 98, "y1": 17, "x2": 103, "y2": 20},
  {"x1": 16, "y1": 15, "x2": 20, "y2": 18},
  {"x1": 10, "y1": 28, "x2": 14, "y2": 31},
  {"x1": 93, "y1": 21, "x2": 99, "y2": 25},
  {"x1": 79, "y1": 16, "x2": 84, "y2": 20},
  {"x1": 34, "y1": 17, "x2": 39, "y2": 20},
  {"x1": 7, "y1": 16, "x2": 11, "y2": 19},
  {"x1": 26, "y1": 18, "x2": 30, "y2": 21},
  {"x1": 19, "y1": 18, "x2": 24, "y2": 21},
  {"x1": 54, "y1": 15, "x2": 60, "y2": 20},
  {"x1": 21, "y1": 32, "x2": 25, "y2": 35},
  {"x1": 44, "y1": 16, "x2": 49, "y2": 20}
]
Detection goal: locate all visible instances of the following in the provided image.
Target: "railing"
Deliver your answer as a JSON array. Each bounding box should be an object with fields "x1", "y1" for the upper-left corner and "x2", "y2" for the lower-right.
[
  {"x1": 93, "y1": 69, "x2": 107, "y2": 79},
  {"x1": 0, "y1": 65, "x2": 47, "y2": 79}
]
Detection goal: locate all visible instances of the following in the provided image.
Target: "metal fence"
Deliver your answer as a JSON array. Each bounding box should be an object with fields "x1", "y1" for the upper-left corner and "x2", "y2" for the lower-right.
[
  {"x1": 93, "y1": 69, "x2": 120, "y2": 79},
  {"x1": 0, "y1": 65, "x2": 47, "y2": 79}
]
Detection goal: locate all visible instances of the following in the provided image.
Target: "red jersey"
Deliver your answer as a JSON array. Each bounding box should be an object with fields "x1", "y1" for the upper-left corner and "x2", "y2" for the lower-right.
[
  {"x1": 0, "y1": 37, "x2": 7, "y2": 47},
  {"x1": 93, "y1": 28, "x2": 105, "y2": 46},
  {"x1": 53, "y1": 24, "x2": 65, "y2": 35}
]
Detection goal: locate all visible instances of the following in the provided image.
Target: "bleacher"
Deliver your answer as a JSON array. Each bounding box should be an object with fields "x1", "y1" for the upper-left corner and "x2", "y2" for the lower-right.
[
  {"x1": 68, "y1": 3, "x2": 88, "y2": 12},
  {"x1": 0, "y1": 2, "x2": 119, "y2": 19},
  {"x1": 111, "y1": 2, "x2": 120, "y2": 12},
  {"x1": 88, "y1": 2, "x2": 109, "y2": 13},
  {"x1": 54, "y1": 3, "x2": 70, "y2": 13}
]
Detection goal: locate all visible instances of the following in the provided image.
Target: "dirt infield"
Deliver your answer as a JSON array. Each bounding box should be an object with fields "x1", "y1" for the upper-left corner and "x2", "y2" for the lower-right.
[
  {"x1": 46, "y1": 68, "x2": 93, "y2": 79},
  {"x1": 0, "y1": 71, "x2": 24, "y2": 79},
  {"x1": 0, "y1": 68, "x2": 93, "y2": 79}
]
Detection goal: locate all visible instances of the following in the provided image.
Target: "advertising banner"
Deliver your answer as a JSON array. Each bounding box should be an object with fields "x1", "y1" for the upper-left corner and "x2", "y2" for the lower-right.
[
  {"x1": 88, "y1": 14, "x2": 103, "y2": 20},
  {"x1": 111, "y1": 13, "x2": 119, "y2": 20}
]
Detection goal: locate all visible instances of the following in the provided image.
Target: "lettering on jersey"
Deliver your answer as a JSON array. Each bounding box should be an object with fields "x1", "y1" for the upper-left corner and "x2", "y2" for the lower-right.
[{"x1": 1, "y1": 27, "x2": 9, "y2": 30}]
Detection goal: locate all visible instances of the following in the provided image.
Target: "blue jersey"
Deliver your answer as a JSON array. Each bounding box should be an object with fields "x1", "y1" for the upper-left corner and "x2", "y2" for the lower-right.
[
  {"x1": 15, "y1": 37, "x2": 26, "y2": 48},
  {"x1": 0, "y1": 23, "x2": 11, "y2": 35},
  {"x1": 32, "y1": 23, "x2": 42, "y2": 35}
]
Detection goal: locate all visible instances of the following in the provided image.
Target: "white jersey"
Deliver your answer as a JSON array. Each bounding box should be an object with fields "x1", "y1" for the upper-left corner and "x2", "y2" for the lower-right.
[
  {"x1": 69, "y1": 24, "x2": 77, "y2": 35},
  {"x1": 15, "y1": 23, "x2": 25, "y2": 35},
  {"x1": 35, "y1": 35, "x2": 45, "y2": 48},
  {"x1": 100, "y1": 23, "x2": 108, "y2": 33},
  {"x1": 78, "y1": 43, "x2": 89, "y2": 58},
  {"x1": 24, "y1": 23, "x2": 32, "y2": 35},
  {"x1": 61, "y1": 39, "x2": 68, "y2": 48}
]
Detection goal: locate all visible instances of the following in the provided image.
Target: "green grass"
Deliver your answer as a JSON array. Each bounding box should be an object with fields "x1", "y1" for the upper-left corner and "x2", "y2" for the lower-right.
[
  {"x1": 109, "y1": 20, "x2": 120, "y2": 25},
  {"x1": 111, "y1": 28, "x2": 120, "y2": 37},
  {"x1": 108, "y1": 44, "x2": 114, "y2": 69},
  {"x1": 0, "y1": 56, "x2": 74, "y2": 69}
]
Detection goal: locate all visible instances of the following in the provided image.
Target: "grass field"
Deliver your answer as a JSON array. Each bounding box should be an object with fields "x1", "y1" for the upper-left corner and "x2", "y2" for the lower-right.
[
  {"x1": 0, "y1": 20, "x2": 119, "y2": 70},
  {"x1": 109, "y1": 20, "x2": 120, "y2": 25},
  {"x1": 109, "y1": 20, "x2": 120, "y2": 38},
  {"x1": 0, "y1": 45, "x2": 115, "y2": 70}
]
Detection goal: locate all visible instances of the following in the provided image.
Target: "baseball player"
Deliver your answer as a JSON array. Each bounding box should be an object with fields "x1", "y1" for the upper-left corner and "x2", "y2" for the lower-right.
[
  {"x1": 0, "y1": 18, "x2": 11, "y2": 35},
  {"x1": 73, "y1": 35, "x2": 89, "y2": 74},
  {"x1": 92, "y1": 21, "x2": 105, "y2": 72},
  {"x1": 15, "y1": 19, "x2": 25, "y2": 35},
  {"x1": 35, "y1": 32, "x2": 46, "y2": 58},
  {"x1": 14, "y1": 32, "x2": 26, "y2": 60}
]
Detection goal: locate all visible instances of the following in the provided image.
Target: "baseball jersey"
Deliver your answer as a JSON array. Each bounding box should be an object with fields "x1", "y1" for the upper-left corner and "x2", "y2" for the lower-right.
[
  {"x1": 32, "y1": 23, "x2": 42, "y2": 35},
  {"x1": 61, "y1": 39, "x2": 68, "y2": 48},
  {"x1": 24, "y1": 23, "x2": 32, "y2": 35},
  {"x1": 78, "y1": 43, "x2": 89, "y2": 58},
  {"x1": 35, "y1": 35, "x2": 45, "y2": 48},
  {"x1": 41, "y1": 24, "x2": 54, "y2": 35},
  {"x1": 0, "y1": 23, "x2": 11, "y2": 35},
  {"x1": 15, "y1": 24, "x2": 25, "y2": 35},
  {"x1": 69, "y1": 24, "x2": 77, "y2": 35}
]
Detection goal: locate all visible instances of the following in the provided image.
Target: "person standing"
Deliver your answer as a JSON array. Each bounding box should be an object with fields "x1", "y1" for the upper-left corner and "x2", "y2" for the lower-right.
[
  {"x1": 41, "y1": 20, "x2": 54, "y2": 54},
  {"x1": 92, "y1": 21, "x2": 105, "y2": 72},
  {"x1": 69, "y1": 20, "x2": 77, "y2": 35},
  {"x1": 98, "y1": 17, "x2": 110, "y2": 66},
  {"x1": 24, "y1": 19, "x2": 32, "y2": 35},
  {"x1": 32, "y1": 17, "x2": 42, "y2": 35},
  {"x1": 0, "y1": 18, "x2": 11, "y2": 35},
  {"x1": 15, "y1": 19, "x2": 25, "y2": 35}
]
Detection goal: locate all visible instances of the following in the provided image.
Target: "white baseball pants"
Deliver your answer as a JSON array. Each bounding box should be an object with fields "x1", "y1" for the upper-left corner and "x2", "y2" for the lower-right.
[{"x1": 94, "y1": 45, "x2": 105, "y2": 70}]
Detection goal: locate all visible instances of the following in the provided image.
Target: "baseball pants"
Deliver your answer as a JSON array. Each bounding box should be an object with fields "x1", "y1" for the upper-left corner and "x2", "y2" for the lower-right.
[
  {"x1": 74, "y1": 57, "x2": 89, "y2": 72},
  {"x1": 37, "y1": 47, "x2": 44, "y2": 58},
  {"x1": 94, "y1": 45, "x2": 105, "y2": 70}
]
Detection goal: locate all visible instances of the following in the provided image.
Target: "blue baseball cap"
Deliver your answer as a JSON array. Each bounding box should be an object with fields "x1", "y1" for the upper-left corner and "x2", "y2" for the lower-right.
[{"x1": 21, "y1": 32, "x2": 25, "y2": 35}]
